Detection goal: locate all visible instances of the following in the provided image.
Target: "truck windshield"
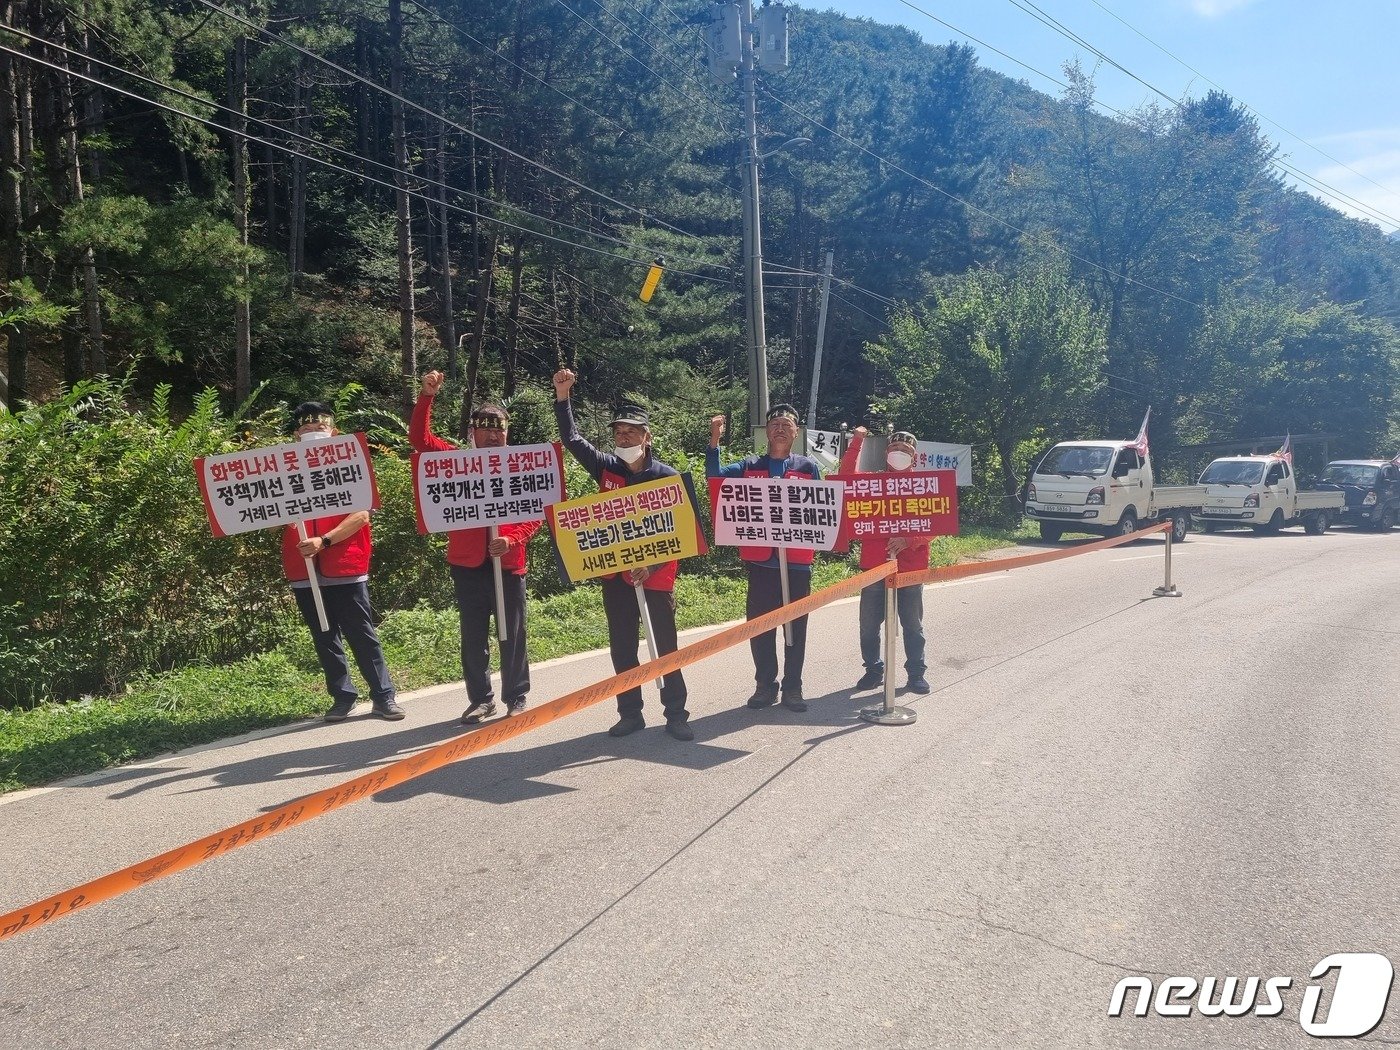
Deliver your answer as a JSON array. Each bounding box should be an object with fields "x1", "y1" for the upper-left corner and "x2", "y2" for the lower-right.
[
  {"x1": 1037, "y1": 445, "x2": 1113, "y2": 477},
  {"x1": 1199, "y1": 461, "x2": 1265, "y2": 486},
  {"x1": 1323, "y1": 464, "x2": 1379, "y2": 487}
]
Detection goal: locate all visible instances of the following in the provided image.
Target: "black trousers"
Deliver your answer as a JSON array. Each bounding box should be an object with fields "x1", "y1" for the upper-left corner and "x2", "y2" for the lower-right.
[
  {"x1": 601, "y1": 575, "x2": 688, "y2": 721},
  {"x1": 450, "y1": 563, "x2": 530, "y2": 706},
  {"x1": 745, "y1": 563, "x2": 812, "y2": 694},
  {"x1": 293, "y1": 581, "x2": 395, "y2": 704}
]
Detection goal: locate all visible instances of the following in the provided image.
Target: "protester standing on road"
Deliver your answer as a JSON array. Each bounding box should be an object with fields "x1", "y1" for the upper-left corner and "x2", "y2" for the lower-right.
[
  {"x1": 839, "y1": 427, "x2": 931, "y2": 694},
  {"x1": 552, "y1": 369, "x2": 694, "y2": 741},
  {"x1": 706, "y1": 405, "x2": 822, "y2": 712},
  {"x1": 282, "y1": 401, "x2": 404, "y2": 723},
  {"x1": 410, "y1": 372, "x2": 538, "y2": 723}
]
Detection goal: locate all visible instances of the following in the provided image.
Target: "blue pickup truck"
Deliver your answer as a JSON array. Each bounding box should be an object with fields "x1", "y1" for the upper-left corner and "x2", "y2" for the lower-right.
[{"x1": 1316, "y1": 459, "x2": 1400, "y2": 530}]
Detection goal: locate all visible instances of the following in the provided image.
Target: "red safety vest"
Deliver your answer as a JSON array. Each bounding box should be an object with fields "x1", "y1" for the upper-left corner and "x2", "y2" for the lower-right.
[{"x1": 281, "y1": 513, "x2": 372, "y2": 581}]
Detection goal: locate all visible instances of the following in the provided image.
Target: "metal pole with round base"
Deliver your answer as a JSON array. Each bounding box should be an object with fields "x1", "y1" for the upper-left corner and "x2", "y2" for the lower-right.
[{"x1": 861, "y1": 576, "x2": 918, "y2": 726}]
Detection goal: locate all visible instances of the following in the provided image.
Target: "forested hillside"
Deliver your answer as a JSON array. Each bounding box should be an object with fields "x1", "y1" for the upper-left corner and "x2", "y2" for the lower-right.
[
  {"x1": 3, "y1": 0, "x2": 1397, "y2": 463},
  {"x1": 2, "y1": 0, "x2": 1399, "y2": 713}
]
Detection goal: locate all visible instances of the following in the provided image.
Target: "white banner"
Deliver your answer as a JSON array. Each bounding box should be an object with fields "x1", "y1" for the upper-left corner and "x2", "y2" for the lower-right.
[
  {"x1": 414, "y1": 442, "x2": 564, "y2": 533},
  {"x1": 712, "y1": 476, "x2": 846, "y2": 551},
  {"x1": 803, "y1": 428, "x2": 843, "y2": 473},
  {"x1": 196, "y1": 433, "x2": 378, "y2": 537},
  {"x1": 913, "y1": 440, "x2": 972, "y2": 486}
]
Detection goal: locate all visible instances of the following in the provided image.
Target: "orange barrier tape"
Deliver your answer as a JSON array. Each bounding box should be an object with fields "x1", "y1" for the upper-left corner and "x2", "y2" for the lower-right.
[
  {"x1": 893, "y1": 521, "x2": 1170, "y2": 589},
  {"x1": 0, "y1": 561, "x2": 895, "y2": 942}
]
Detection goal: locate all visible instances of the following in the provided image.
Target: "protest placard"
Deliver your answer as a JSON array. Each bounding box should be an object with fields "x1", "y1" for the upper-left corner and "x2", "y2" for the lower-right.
[
  {"x1": 828, "y1": 470, "x2": 960, "y2": 542},
  {"x1": 413, "y1": 442, "x2": 565, "y2": 534},
  {"x1": 711, "y1": 476, "x2": 847, "y2": 551},
  {"x1": 548, "y1": 475, "x2": 707, "y2": 585},
  {"x1": 803, "y1": 429, "x2": 844, "y2": 473},
  {"x1": 195, "y1": 433, "x2": 379, "y2": 538}
]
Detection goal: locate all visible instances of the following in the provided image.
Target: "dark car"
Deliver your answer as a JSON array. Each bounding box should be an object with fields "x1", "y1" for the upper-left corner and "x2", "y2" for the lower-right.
[{"x1": 1316, "y1": 460, "x2": 1400, "y2": 530}]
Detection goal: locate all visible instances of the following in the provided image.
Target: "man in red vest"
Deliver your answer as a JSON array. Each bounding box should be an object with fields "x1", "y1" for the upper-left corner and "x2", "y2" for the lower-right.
[
  {"x1": 411, "y1": 372, "x2": 540, "y2": 724},
  {"x1": 281, "y1": 402, "x2": 403, "y2": 722},
  {"x1": 839, "y1": 426, "x2": 930, "y2": 694},
  {"x1": 706, "y1": 404, "x2": 822, "y2": 712},
  {"x1": 552, "y1": 368, "x2": 693, "y2": 741}
]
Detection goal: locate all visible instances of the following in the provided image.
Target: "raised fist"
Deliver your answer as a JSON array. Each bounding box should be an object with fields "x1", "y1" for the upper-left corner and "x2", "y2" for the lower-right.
[
  {"x1": 553, "y1": 368, "x2": 576, "y2": 400},
  {"x1": 709, "y1": 414, "x2": 726, "y2": 447},
  {"x1": 420, "y1": 370, "x2": 445, "y2": 397},
  {"x1": 853, "y1": 425, "x2": 869, "y2": 438}
]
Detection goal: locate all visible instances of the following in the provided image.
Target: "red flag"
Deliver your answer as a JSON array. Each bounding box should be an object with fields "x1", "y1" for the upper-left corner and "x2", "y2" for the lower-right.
[
  {"x1": 1276, "y1": 432, "x2": 1293, "y2": 467},
  {"x1": 1130, "y1": 408, "x2": 1150, "y2": 458}
]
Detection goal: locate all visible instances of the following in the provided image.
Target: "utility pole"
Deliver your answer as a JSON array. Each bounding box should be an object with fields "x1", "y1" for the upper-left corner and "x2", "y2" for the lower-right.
[
  {"x1": 708, "y1": 2, "x2": 790, "y2": 431},
  {"x1": 740, "y1": 0, "x2": 768, "y2": 426},
  {"x1": 806, "y1": 249, "x2": 833, "y2": 428}
]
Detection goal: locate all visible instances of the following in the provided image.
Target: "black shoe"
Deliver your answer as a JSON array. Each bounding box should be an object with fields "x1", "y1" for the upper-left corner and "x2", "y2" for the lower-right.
[
  {"x1": 461, "y1": 700, "x2": 498, "y2": 725},
  {"x1": 324, "y1": 697, "x2": 356, "y2": 722},
  {"x1": 609, "y1": 715, "x2": 646, "y2": 737},
  {"x1": 906, "y1": 677, "x2": 931, "y2": 695},
  {"x1": 856, "y1": 669, "x2": 884, "y2": 691},
  {"x1": 780, "y1": 690, "x2": 807, "y2": 712},
  {"x1": 665, "y1": 720, "x2": 694, "y2": 741},
  {"x1": 506, "y1": 698, "x2": 528, "y2": 717},
  {"x1": 372, "y1": 698, "x2": 405, "y2": 721},
  {"x1": 746, "y1": 684, "x2": 779, "y2": 709}
]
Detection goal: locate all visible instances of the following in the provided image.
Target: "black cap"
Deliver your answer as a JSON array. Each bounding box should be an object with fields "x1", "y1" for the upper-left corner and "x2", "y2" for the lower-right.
[
  {"x1": 611, "y1": 402, "x2": 650, "y2": 427},
  {"x1": 291, "y1": 401, "x2": 334, "y2": 429},
  {"x1": 766, "y1": 403, "x2": 800, "y2": 424}
]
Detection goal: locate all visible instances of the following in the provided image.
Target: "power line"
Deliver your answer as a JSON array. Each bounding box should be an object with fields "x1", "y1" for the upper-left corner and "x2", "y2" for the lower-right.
[
  {"x1": 1087, "y1": 0, "x2": 1400, "y2": 211},
  {"x1": 1, "y1": 23, "x2": 730, "y2": 270},
  {"x1": 193, "y1": 0, "x2": 711, "y2": 243},
  {"x1": 761, "y1": 88, "x2": 1207, "y2": 312},
  {"x1": 543, "y1": 0, "x2": 735, "y2": 133},
  {"x1": 990, "y1": 0, "x2": 1400, "y2": 228},
  {"x1": 0, "y1": 37, "x2": 730, "y2": 285},
  {"x1": 898, "y1": 0, "x2": 1400, "y2": 229},
  {"x1": 399, "y1": 0, "x2": 676, "y2": 165}
]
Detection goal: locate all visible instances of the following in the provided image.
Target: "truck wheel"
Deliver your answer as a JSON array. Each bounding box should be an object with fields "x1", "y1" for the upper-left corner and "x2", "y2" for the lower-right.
[
  {"x1": 1170, "y1": 513, "x2": 1190, "y2": 543},
  {"x1": 1255, "y1": 509, "x2": 1284, "y2": 534},
  {"x1": 1375, "y1": 506, "x2": 1396, "y2": 531},
  {"x1": 1304, "y1": 511, "x2": 1330, "y2": 536},
  {"x1": 1038, "y1": 522, "x2": 1064, "y2": 542},
  {"x1": 1115, "y1": 510, "x2": 1138, "y2": 538}
]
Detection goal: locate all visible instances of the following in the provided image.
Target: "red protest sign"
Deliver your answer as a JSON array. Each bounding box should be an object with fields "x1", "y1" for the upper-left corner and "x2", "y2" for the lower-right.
[{"x1": 828, "y1": 470, "x2": 959, "y2": 545}]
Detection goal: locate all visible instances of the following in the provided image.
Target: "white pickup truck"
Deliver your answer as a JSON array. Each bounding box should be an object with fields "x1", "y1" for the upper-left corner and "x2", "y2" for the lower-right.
[
  {"x1": 1195, "y1": 455, "x2": 1344, "y2": 534},
  {"x1": 1024, "y1": 440, "x2": 1206, "y2": 542}
]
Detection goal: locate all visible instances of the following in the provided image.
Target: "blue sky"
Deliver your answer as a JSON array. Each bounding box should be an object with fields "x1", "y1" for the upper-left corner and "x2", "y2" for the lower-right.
[{"x1": 809, "y1": 0, "x2": 1400, "y2": 233}]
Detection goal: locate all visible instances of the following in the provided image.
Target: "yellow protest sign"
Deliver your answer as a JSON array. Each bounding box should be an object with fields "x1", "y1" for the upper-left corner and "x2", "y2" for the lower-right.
[{"x1": 547, "y1": 474, "x2": 707, "y2": 584}]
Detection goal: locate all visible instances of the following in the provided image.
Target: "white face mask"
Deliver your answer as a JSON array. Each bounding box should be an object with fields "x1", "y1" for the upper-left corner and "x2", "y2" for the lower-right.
[
  {"x1": 299, "y1": 429, "x2": 334, "y2": 442},
  {"x1": 886, "y1": 450, "x2": 914, "y2": 471},
  {"x1": 614, "y1": 444, "x2": 646, "y2": 465}
]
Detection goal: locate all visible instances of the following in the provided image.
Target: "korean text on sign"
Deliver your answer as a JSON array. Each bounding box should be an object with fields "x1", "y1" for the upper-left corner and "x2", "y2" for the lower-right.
[
  {"x1": 829, "y1": 470, "x2": 959, "y2": 540},
  {"x1": 548, "y1": 475, "x2": 706, "y2": 583},
  {"x1": 712, "y1": 477, "x2": 848, "y2": 551},
  {"x1": 413, "y1": 442, "x2": 565, "y2": 533},
  {"x1": 195, "y1": 434, "x2": 379, "y2": 537}
]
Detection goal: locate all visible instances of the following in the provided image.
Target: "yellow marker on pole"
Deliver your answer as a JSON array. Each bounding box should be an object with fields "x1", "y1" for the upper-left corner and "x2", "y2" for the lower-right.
[{"x1": 639, "y1": 256, "x2": 664, "y2": 302}]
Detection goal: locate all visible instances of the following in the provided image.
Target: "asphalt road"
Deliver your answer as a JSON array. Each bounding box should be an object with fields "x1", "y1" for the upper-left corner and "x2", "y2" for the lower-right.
[{"x1": 2, "y1": 526, "x2": 1397, "y2": 1049}]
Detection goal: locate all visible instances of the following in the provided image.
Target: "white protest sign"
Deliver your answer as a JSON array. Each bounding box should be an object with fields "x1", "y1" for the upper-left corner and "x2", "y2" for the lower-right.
[
  {"x1": 712, "y1": 476, "x2": 846, "y2": 551},
  {"x1": 413, "y1": 442, "x2": 564, "y2": 533},
  {"x1": 196, "y1": 434, "x2": 378, "y2": 538}
]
